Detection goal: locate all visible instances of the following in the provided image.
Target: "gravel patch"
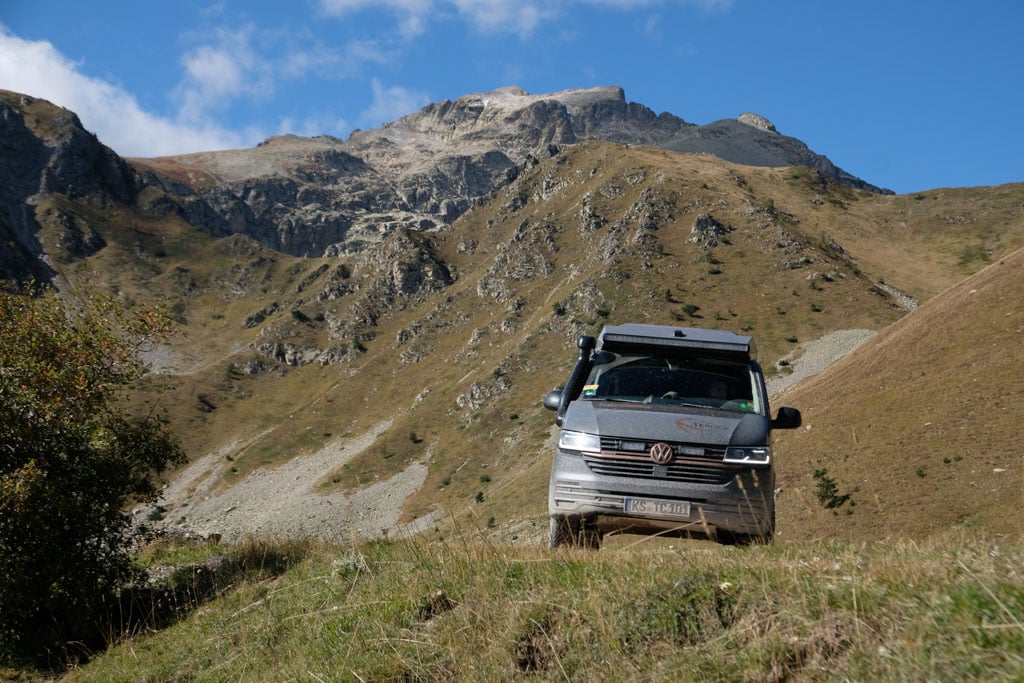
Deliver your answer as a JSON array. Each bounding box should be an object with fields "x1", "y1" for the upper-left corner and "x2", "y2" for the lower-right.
[
  {"x1": 767, "y1": 329, "x2": 876, "y2": 397},
  {"x1": 875, "y1": 283, "x2": 918, "y2": 311},
  {"x1": 145, "y1": 419, "x2": 440, "y2": 544}
]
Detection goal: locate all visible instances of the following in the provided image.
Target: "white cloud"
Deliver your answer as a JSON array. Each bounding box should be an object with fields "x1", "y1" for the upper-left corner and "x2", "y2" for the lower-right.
[
  {"x1": 582, "y1": 0, "x2": 731, "y2": 8},
  {"x1": 450, "y1": 1, "x2": 551, "y2": 36},
  {"x1": 281, "y1": 38, "x2": 394, "y2": 80},
  {"x1": 0, "y1": 27, "x2": 256, "y2": 156},
  {"x1": 174, "y1": 25, "x2": 274, "y2": 124},
  {"x1": 320, "y1": 0, "x2": 548, "y2": 37},
  {"x1": 318, "y1": 0, "x2": 731, "y2": 37},
  {"x1": 642, "y1": 12, "x2": 662, "y2": 38},
  {"x1": 359, "y1": 78, "x2": 430, "y2": 128},
  {"x1": 320, "y1": 0, "x2": 434, "y2": 38}
]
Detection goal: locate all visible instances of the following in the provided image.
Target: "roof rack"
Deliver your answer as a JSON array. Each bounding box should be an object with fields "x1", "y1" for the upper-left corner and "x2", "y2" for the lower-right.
[{"x1": 597, "y1": 323, "x2": 756, "y2": 360}]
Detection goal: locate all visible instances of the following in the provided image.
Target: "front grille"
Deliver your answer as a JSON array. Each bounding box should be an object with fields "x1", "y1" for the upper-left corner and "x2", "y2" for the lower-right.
[
  {"x1": 589, "y1": 436, "x2": 736, "y2": 485},
  {"x1": 598, "y1": 436, "x2": 726, "y2": 460}
]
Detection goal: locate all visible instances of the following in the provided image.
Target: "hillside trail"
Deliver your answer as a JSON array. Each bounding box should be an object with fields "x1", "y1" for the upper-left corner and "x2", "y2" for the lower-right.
[{"x1": 144, "y1": 329, "x2": 873, "y2": 545}]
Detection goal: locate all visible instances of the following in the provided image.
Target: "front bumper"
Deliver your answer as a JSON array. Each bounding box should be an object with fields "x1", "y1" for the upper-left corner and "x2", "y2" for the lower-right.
[{"x1": 548, "y1": 448, "x2": 774, "y2": 537}]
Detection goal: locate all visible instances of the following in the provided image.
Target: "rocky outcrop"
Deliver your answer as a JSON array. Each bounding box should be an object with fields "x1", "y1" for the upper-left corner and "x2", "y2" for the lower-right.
[
  {"x1": 126, "y1": 85, "x2": 889, "y2": 259},
  {"x1": 328, "y1": 230, "x2": 453, "y2": 341},
  {"x1": 245, "y1": 228, "x2": 454, "y2": 366},
  {"x1": 476, "y1": 219, "x2": 560, "y2": 303},
  {"x1": 133, "y1": 134, "x2": 522, "y2": 257},
  {"x1": 689, "y1": 214, "x2": 732, "y2": 249},
  {"x1": 0, "y1": 91, "x2": 138, "y2": 284},
  {"x1": 737, "y1": 112, "x2": 777, "y2": 133},
  {"x1": 0, "y1": 97, "x2": 52, "y2": 285}
]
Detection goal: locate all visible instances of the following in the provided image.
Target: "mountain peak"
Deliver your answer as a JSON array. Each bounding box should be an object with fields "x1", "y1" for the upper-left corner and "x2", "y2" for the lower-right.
[
  {"x1": 449, "y1": 85, "x2": 625, "y2": 115},
  {"x1": 737, "y1": 112, "x2": 777, "y2": 133}
]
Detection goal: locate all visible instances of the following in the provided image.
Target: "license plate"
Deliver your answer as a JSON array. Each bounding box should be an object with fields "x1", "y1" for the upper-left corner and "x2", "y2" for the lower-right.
[{"x1": 624, "y1": 498, "x2": 691, "y2": 518}]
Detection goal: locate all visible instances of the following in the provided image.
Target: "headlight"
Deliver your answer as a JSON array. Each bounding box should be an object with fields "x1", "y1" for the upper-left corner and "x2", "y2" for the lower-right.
[
  {"x1": 558, "y1": 430, "x2": 601, "y2": 453},
  {"x1": 723, "y1": 446, "x2": 771, "y2": 465}
]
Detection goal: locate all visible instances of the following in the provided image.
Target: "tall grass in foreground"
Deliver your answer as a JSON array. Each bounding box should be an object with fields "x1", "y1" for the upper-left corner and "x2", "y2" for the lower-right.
[{"x1": 61, "y1": 526, "x2": 1023, "y2": 681}]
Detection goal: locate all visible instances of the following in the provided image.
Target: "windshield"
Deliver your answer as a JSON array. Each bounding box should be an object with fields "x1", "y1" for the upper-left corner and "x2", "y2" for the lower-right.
[{"x1": 579, "y1": 350, "x2": 763, "y2": 414}]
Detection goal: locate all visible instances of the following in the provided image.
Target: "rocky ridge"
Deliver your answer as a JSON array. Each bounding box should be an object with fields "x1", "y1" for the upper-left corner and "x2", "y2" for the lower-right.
[
  {"x1": 2, "y1": 85, "x2": 888, "y2": 282},
  {"x1": 128, "y1": 85, "x2": 888, "y2": 258},
  {"x1": 0, "y1": 92, "x2": 136, "y2": 284}
]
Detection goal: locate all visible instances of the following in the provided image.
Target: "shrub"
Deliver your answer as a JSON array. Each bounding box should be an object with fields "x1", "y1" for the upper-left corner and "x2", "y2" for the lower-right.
[
  {"x1": 812, "y1": 468, "x2": 851, "y2": 509},
  {"x1": 0, "y1": 286, "x2": 185, "y2": 666}
]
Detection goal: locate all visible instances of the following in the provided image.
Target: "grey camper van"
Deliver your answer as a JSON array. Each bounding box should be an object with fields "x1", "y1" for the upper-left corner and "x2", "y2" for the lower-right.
[{"x1": 543, "y1": 323, "x2": 801, "y2": 548}]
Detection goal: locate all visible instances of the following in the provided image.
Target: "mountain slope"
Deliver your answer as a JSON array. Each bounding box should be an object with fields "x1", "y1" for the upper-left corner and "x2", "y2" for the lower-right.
[
  {"x1": 131, "y1": 142, "x2": 1022, "y2": 544},
  {"x1": 0, "y1": 91, "x2": 135, "y2": 285},
  {"x1": 774, "y1": 246, "x2": 1024, "y2": 541}
]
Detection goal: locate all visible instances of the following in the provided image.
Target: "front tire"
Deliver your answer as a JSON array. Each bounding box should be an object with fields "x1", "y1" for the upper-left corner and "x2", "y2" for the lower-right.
[
  {"x1": 549, "y1": 515, "x2": 576, "y2": 548},
  {"x1": 549, "y1": 515, "x2": 601, "y2": 550}
]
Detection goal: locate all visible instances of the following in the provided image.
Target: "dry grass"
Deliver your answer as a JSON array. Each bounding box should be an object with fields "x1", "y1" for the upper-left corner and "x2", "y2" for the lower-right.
[
  {"x1": 774, "y1": 247, "x2": 1024, "y2": 542},
  {"x1": 55, "y1": 531, "x2": 1024, "y2": 681}
]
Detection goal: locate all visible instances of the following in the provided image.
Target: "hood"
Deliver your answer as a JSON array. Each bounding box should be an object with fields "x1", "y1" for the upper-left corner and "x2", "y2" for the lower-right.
[{"x1": 562, "y1": 400, "x2": 770, "y2": 447}]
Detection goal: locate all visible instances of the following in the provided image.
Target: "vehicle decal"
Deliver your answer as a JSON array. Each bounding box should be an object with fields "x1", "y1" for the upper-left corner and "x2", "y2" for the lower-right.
[{"x1": 674, "y1": 418, "x2": 727, "y2": 439}]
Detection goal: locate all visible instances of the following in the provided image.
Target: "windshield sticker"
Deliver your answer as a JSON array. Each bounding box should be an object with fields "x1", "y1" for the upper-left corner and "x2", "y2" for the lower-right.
[{"x1": 582, "y1": 384, "x2": 599, "y2": 397}]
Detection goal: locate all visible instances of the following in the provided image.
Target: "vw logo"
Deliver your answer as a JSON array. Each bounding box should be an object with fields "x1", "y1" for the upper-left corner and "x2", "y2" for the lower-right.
[{"x1": 649, "y1": 442, "x2": 674, "y2": 464}]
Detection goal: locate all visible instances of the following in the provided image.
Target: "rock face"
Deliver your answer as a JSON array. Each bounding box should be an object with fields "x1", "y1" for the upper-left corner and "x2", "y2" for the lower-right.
[
  {"x1": 0, "y1": 92, "x2": 135, "y2": 284},
  {"x1": 127, "y1": 85, "x2": 889, "y2": 257},
  {"x1": 0, "y1": 85, "x2": 889, "y2": 282},
  {"x1": 737, "y1": 112, "x2": 777, "y2": 132}
]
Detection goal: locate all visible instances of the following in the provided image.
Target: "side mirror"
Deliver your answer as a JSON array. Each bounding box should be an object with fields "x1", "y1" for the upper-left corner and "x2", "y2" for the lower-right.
[
  {"x1": 771, "y1": 406, "x2": 802, "y2": 430},
  {"x1": 543, "y1": 389, "x2": 563, "y2": 411}
]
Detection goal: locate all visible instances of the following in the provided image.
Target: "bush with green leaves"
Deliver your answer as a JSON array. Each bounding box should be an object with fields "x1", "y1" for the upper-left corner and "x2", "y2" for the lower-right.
[{"x1": 0, "y1": 286, "x2": 185, "y2": 666}]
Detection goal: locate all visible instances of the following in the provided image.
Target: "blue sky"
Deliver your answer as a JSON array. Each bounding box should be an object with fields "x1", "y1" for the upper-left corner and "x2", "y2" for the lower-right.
[{"x1": 1, "y1": 1, "x2": 1021, "y2": 194}]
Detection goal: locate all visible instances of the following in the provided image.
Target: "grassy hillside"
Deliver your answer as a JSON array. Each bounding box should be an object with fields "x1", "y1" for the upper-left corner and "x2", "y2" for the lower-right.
[
  {"x1": 54, "y1": 533, "x2": 1024, "y2": 681},
  {"x1": 139, "y1": 143, "x2": 910, "y2": 534},
  {"x1": 774, "y1": 246, "x2": 1024, "y2": 542}
]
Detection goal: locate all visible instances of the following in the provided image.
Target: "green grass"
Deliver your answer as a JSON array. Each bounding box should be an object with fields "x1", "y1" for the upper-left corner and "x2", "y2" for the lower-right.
[{"x1": 49, "y1": 532, "x2": 1024, "y2": 682}]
